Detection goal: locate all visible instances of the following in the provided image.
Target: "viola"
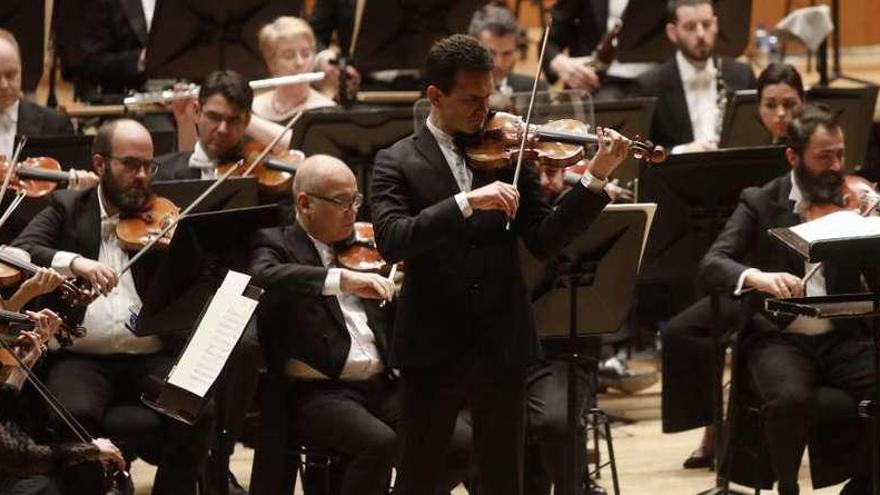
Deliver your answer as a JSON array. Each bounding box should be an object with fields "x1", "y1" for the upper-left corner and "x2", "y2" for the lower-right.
[
  {"x1": 0, "y1": 307, "x2": 86, "y2": 348},
  {"x1": 464, "y1": 112, "x2": 666, "y2": 171},
  {"x1": 115, "y1": 196, "x2": 181, "y2": 252},
  {"x1": 0, "y1": 156, "x2": 72, "y2": 199},
  {"x1": 0, "y1": 245, "x2": 96, "y2": 308},
  {"x1": 803, "y1": 174, "x2": 880, "y2": 222},
  {"x1": 216, "y1": 140, "x2": 304, "y2": 197},
  {"x1": 334, "y1": 222, "x2": 395, "y2": 275}
]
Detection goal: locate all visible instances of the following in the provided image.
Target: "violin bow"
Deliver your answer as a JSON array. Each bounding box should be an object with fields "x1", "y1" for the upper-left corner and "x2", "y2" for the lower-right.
[
  {"x1": 0, "y1": 137, "x2": 25, "y2": 209},
  {"x1": 118, "y1": 111, "x2": 304, "y2": 276},
  {"x1": 507, "y1": 25, "x2": 551, "y2": 229}
]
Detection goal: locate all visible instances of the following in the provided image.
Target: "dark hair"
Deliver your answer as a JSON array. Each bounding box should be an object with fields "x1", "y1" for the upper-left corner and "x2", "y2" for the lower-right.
[
  {"x1": 786, "y1": 103, "x2": 841, "y2": 155},
  {"x1": 468, "y1": 5, "x2": 525, "y2": 50},
  {"x1": 424, "y1": 34, "x2": 492, "y2": 95},
  {"x1": 666, "y1": 0, "x2": 713, "y2": 23},
  {"x1": 757, "y1": 63, "x2": 805, "y2": 102},
  {"x1": 198, "y1": 70, "x2": 253, "y2": 112}
]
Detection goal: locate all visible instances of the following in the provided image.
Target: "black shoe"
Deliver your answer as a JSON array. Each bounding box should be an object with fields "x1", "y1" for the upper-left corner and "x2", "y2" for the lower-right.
[
  {"x1": 598, "y1": 357, "x2": 658, "y2": 395},
  {"x1": 229, "y1": 470, "x2": 247, "y2": 495},
  {"x1": 840, "y1": 476, "x2": 871, "y2": 495},
  {"x1": 682, "y1": 450, "x2": 713, "y2": 469}
]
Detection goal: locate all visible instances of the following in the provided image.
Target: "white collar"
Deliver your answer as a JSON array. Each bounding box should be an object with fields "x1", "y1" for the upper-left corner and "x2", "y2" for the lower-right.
[
  {"x1": 189, "y1": 141, "x2": 216, "y2": 169},
  {"x1": 676, "y1": 50, "x2": 716, "y2": 83},
  {"x1": 425, "y1": 114, "x2": 456, "y2": 151},
  {"x1": 788, "y1": 170, "x2": 806, "y2": 215},
  {"x1": 1, "y1": 100, "x2": 19, "y2": 124}
]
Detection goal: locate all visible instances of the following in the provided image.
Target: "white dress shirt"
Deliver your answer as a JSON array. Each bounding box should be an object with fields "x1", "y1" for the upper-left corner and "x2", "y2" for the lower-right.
[
  {"x1": 50, "y1": 188, "x2": 163, "y2": 354},
  {"x1": 425, "y1": 115, "x2": 474, "y2": 218},
  {"x1": 0, "y1": 101, "x2": 18, "y2": 161},
  {"x1": 288, "y1": 230, "x2": 384, "y2": 381},
  {"x1": 671, "y1": 51, "x2": 719, "y2": 154},
  {"x1": 734, "y1": 171, "x2": 834, "y2": 335},
  {"x1": 187, "y1": 141, "x2": 218, "y2": 180},
  {"x1": 141, "y1": 0, "x2": 157, "y2": 32}
]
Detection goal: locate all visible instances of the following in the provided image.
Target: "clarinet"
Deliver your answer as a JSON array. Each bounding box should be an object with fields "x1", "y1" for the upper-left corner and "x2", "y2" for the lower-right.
[{"x1": 714, "y1": 56, "x2": 728, "y2": 144}]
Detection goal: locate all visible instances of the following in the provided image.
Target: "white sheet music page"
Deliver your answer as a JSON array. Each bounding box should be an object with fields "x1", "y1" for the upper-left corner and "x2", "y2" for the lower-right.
[
  {"x1": 789, "y1": 210, "x2": 880, "y2": 243},
  {"x1": 167, "y1": 270, "x2": 258, "y2": 397}
]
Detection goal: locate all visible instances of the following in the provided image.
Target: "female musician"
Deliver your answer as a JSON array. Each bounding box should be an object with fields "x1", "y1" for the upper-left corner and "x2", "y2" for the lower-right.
[{"x1": 757, "y1": 62, "x2": 805, "y2": 144}]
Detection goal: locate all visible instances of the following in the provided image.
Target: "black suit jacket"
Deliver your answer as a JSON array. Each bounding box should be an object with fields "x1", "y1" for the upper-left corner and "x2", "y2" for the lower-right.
[
  {"x1": 11, "y1": 189, "x2": 163, "y2": 327},
  {"x1": 17, "y1": 100, "x2": 74, "y2": 138},
  {"x1": 370, "y1": 126, "x2": 610, "y2": 369},
  {"x1": 154, "y1": 151, "x2": 199, "y2": 181},
  {"x1": 636, "y1": 56, "x2": 756, "y2": 149},
  {"x1": 310, "y1": 0, "x2": 355, "y2": 57},
  {"x1": 700, "y1": 174, "x2": 868, "y2": 330},
  {"x1": 79, "y1": 0, "x2": 148, "y2": 97},
  {"x1": 249, "y1": 221, "x2": 391, "y2": 377}
]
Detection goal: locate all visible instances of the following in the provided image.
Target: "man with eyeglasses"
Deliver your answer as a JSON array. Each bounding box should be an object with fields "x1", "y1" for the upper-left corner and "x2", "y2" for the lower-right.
[
  {"x1": 155, "y1": 70, "x2": 252, "y2": 182},
  {"x1": 11, "y1": 119, "x2": 213, "y2": 495},
  {"x1": 249, "y1": 154, "x2": 473, "y2": 495}
]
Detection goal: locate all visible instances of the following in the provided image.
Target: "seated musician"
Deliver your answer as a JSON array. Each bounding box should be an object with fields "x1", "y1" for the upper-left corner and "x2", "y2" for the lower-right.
[
  {"x1": 249, "y1": 154, "x2": 473, "y2": 495},
  {"x1": 701, "y1": 104, "x2": 874, "y2": 495},
  {"x1": 155, "y1": 70, "x2": 253, "y2": 181},
  {"x1": 636, "y1": 0, "x2": 755, "y2": 153},
  {"x1": 0, "y1": 306, "x2": 127, "y2": 495},
  {"x1": 660, "y1": 62, "x2": 805, "y2": 470},
  {"x1": 543, "y1": 0, "x2": 656, "y2": 99},
  {"x1": 11, "y1": 119, "x2": 213, "y2": 495},
  {"x1": 0, "y1": 29, "x2": 96, "y2": 188}
]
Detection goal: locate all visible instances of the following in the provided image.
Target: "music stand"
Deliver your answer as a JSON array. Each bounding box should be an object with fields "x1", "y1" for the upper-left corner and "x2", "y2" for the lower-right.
[
  {"x1": 0, "y1": 0, "x2": 44, "y2": 94},
  {"x1": 638, "y1": 146, "x2": 788, "y2": 309},
  {"x1": 288, "y1": 106, "x2": 414, "y2": 210},
  {"x1": 133, "y1": 204, "x2": 278, "y2": 337},
  {"x1": 18, "y1": 135, "x2": 95, "y2": 170},
  {"x1": 616, "y1": 0, "x2": 752, "y2": 63},
  {"x1": 145, "y1": 0, "x2": 304, "y2": 81},
  {"x1": 720, "y1": 86, "x2": 879, "y2": 169},
  {"x1": 520, "y1": 204, "x2": 655, "y2": 495},
  {"x1": 152, "y1": 177, "x2": 259, "y2": 213}
]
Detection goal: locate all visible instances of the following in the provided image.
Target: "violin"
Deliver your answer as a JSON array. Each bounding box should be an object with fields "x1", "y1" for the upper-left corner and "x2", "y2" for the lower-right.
[
  {"x1": 464, "y1": 112, "x2": 667, "y2": 171},
  {"x1": 0, "y1": 156, "x2": 72, "y2": 199},
  {"x1": 216, "y1": 139, "x2": 304, "y2": 197},
  {"x1": 0, "y1": 307, "x2": 86, "y2": 348},
  {"x1": 115, "y1": 196, "x2": 180, "y2": 252},
  {"x1": 803, "y1": 174, "x2": 880, "y2": 222},
  {"x1": 0, "y1": 246, "x2": 96, "y2": 308},
  {"x1": 335, "y1": 222, "x2": 395, "y2": 275}
]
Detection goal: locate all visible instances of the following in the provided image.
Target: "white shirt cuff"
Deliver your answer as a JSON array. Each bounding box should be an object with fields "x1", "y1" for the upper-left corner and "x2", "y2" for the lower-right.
[
  {"x1": 455, "y1": 192, "x2": 474, "y2": 218},
  {"x1": 323, "y1": 268, "x2": 343, "y2": 296},
  {"x1": 579, "y1": 171, "x2": 609, "y2": 193},
  {"x1": 734, "y1": 268, "x2": 759, "y2": 296},
  {"x1": 51, "y1": 251, "x2": 80, "y2": 277},
  {"x1": 671, "y1": 144, "x2": 687, "y2": 155}
]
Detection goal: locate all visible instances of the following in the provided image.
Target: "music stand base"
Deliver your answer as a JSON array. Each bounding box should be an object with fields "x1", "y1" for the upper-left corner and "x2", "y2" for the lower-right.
[{"x1": 696, "y1": 486, "x2": 749, "y2": 495}]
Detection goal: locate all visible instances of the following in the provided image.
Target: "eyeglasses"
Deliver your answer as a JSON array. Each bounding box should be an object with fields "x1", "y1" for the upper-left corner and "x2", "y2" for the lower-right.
[
  {"x1": 202, "y1": 110, "x2": 246, "y2": 128},
  {"x1": 104, "y1": 155, "x2": 159, "y2": 176},
  {"x1": 308, "y1": 192, "x2": 363, "y2": 211}
]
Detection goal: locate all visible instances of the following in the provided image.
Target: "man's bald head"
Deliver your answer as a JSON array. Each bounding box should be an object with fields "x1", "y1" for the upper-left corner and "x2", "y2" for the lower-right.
[
  {"x1": 0, "y1": 29, "x2": 21, "y2": 111},
  {"x1": 293, "y1": 154, "x2": 356, "y2": 199}
]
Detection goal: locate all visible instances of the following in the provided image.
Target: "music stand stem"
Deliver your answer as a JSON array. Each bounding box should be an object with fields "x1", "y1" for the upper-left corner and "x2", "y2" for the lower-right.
[{"x1": 816, "y1": 0, "x2": 874, "y2": 87}]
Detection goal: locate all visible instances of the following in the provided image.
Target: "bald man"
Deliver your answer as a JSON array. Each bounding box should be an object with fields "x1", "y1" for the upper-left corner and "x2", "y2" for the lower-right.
[
  {"x1": 12, "y1": 119, "x2": 213, "y2": 495},
  {"x1": 249, "y1": 155, "x2": 473, "y2": 495}
]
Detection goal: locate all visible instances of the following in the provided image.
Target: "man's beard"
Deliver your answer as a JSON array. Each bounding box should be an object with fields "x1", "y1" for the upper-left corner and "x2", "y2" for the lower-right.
[
  {"x1": 794, "y1": 164, "x2": 845, "y2": 206},
  {"x1": 101, "y1": 169, "x2": 151, "y2": 215},
  {"x1": 681, "y1": 40, "x2": 712, "y2": 63}
]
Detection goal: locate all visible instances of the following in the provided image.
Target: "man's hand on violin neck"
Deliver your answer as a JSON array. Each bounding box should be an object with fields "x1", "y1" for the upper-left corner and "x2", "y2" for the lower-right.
[
  {"x1": 588, "y1": 127, "x2": 629, "y2": 180},
  {"x1": 71, "y1": 257, "x2": 118, "y2": 296},
  {"x1": 466, "y1": 181, "x2": 520, "y2": 219},
  {"x1": 340, "y1": 270, "x2": 396, "y2": 302},
  {"x1": 549, "y1": 55, "x2": 600, "y2": 91},
  {"x1": 745, "y1": 270, "x2": 804, "y2": 299}
]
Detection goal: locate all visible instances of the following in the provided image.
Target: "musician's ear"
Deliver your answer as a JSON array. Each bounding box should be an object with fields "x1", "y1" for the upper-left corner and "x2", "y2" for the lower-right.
[
  {"x1": 92, "y1": 153, "x2": 106, "y2": 176},
  {"x1": 665, "y1": 22, "x2": 678, "y2": 44},
  {"x1": 426, "y1": 85, "x2": 441, "y2": 106},
  {"x1": 785, "y1": 146, "x2": 800, "y2": 170}
]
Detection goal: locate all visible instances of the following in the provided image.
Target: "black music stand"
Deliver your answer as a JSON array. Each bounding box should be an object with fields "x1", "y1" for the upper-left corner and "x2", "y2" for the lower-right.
[
  {"x1": 133, "y1": 204, "x2": 278, "y2": 337},
  {"x1": 0, "y1": 0, "x2": 44, "y2": 94},
  {"x1": 638, "y1": 146, "x2": 788, "y2": 310},
  {"x1": 288, "y1": 106, "x2": 414, "y2": 210},
  {"x1": 720, "y1": 86, "x2": 879, "y2": 169},
  {"x1": 145, "y1": 0, "x2": 304, "y2": 81},
  {"x1": 814, "y1": 0, "x2": 873, "y2": 87},
  {"x1": 616, "y1": 0, "x2": 751, "y2": 63},
  {"x1": 520, "y1": 204, "x2": 654, "y2": 495},
  {"x1": 18, "y1": 135, "x2": 95, "y2": 170},
  {"x1": 766, "y1": 223, "x2": 880, "y2": 494},
  {"x1": 152, "y1": 177, "x2": 259, "y2": 213}
]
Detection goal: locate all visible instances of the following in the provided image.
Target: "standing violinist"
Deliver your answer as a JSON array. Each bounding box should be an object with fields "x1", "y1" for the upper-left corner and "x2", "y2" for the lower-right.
[
  {"x1": 370, "y1": 34, "x2": 629, "y2": 494},
  {"x1": 249, "y1": 154, "x2": 473, "y2": 495},
  {"x1": 11, "y1": 119, "x2": 214, "y2": 495},
  {"x1": 701, "y1": 104, "x2": 875, "y2": 495}
]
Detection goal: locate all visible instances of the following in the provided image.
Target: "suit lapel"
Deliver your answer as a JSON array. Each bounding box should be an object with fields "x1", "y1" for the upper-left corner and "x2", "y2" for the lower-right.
[
  {"x1": 666, "y1": 59, "x2": 694, "y2": 143},
  {"x1": 77, "y1": 189, "x2": 102, "y2": 261},
  {"x1": 770, "y1": 175, "x2": 804, "y2": 277},
  {"x1": 15, "y1": 101, "x2": 39, "y2": 139},
  {"x1": 121, "y1": 0, "x2": 149, "y2": 45},
  {"x1": 414, "y1": 125, "x2": 462, "y2": 197},
  {"x1": 289, "y1": 223, "x2": 348, "y2": 333}
]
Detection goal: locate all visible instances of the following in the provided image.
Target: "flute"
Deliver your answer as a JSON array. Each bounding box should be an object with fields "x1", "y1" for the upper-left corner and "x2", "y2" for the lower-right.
[{"x1": 123, "y1": 72, "x2": 326, "y2": 105}]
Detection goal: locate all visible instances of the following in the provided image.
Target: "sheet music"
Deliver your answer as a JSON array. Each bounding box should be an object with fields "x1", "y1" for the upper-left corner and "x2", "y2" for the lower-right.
[
  {"x1": 605, "y1": 203, "x2": 657, "y2": 267},
  {"x1": 789, "y1": 210, "x2": 880, "y2": 243},
  {"x1": 166, "y1": 271, "x2": 258, "y2": 397}
]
